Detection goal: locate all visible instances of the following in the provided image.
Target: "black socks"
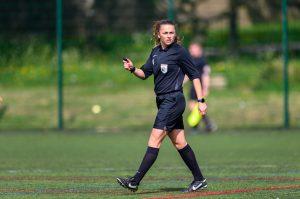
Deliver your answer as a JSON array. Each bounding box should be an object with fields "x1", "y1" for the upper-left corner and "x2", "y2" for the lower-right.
[
  {"x1": 178, "y1": 144, "x2": 204, "y2": 181},
  {"x1": 132, "y1": 144, "x2": 204, "y2": 184},
  {"x1": 132, "y1": 146, "x2": 159, "y2": 185}
]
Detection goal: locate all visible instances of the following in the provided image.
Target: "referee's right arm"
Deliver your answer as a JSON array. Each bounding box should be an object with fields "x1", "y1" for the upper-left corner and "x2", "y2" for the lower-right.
[
  {"x1": 123, "y1": 58, "x2": 146, "y2": 79},
  {"x1": 132, "y1": 68, "x2": 146, "y2": 79}
]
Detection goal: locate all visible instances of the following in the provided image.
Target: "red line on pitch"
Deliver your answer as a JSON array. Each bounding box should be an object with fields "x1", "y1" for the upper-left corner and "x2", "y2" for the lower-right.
[
  {"x1": 211, "y1": 176, "x2": 300, "y2": 182},
  {"x1": 145, "y1": 184, "x2": 300, "y2": 199}
]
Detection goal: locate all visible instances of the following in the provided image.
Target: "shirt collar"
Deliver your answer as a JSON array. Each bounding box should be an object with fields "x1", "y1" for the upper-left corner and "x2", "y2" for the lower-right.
[{"x1": 159, "y1": 42, "x2": 175, "y2": 52}]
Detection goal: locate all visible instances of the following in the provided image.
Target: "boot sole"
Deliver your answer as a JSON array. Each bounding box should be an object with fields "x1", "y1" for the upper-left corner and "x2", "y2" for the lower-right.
[{"x1": 116, "y1": 178, "x2": 138, "y2": 192}]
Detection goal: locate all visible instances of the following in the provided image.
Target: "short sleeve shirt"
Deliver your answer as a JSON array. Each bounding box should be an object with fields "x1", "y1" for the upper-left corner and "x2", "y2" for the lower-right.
[{"x1": 140, "y1": 43, "x2": 200, "y2": 95}]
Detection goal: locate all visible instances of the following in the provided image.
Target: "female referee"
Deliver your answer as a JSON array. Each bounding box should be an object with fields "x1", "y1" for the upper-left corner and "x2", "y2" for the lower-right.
[{"x1": 117, "y1": 19, "x2": 208, "y2": 193}]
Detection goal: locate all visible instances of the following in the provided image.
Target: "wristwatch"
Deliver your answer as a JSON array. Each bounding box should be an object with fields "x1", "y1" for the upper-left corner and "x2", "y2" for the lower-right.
[
  {"x1": 197, "y1": 98, "x2": 205, "y2": 103},
  {"x1": 130, "y1": 66, "x2": 136, "y2": 73}
]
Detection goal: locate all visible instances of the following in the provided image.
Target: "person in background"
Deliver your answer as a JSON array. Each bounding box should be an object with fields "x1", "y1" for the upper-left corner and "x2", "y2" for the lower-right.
[{"x1": 184, "y1": 43, "x2": 217, "y2": 133}]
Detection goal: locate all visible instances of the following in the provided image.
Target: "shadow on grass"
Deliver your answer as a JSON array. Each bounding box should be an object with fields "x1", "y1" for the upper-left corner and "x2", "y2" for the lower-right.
[{"x1": 136, "y1": 187, "x2": 183, "y2": 195}]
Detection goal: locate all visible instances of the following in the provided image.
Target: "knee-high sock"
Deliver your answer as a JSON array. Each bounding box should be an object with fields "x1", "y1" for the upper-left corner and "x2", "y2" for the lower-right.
[
  {"x1": 178, "y1": 144, "x2": 204, "y2": 181},
  {"x1": 132, "y1": 146, "x2": 159, "y2": 185},
  {"x1": 202, "y1": 114, "x2": 211, "y2": 126}
]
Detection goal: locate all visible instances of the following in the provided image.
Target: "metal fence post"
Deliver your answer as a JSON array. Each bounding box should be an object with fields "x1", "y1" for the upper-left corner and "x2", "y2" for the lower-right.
[
  {"x1": 56, "y1": 0, "x2": 63, "y2": 130},
  {"x1": 167, "y1": 0, "x2": 174, "y2": 21},
  {"x1": 282, "y1": 0, "x2": 290, "y2": 128}
]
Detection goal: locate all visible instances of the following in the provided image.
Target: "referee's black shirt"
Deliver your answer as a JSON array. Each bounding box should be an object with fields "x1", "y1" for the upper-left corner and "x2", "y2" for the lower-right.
[{"x1": 141, "y1": 43, "x2": 200, "y2": 95}]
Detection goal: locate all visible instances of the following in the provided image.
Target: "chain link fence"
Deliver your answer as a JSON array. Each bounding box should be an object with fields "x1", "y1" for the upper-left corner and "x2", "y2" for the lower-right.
[{"x1": 0, "y1": 0, "x2": 299, "y2": 131}]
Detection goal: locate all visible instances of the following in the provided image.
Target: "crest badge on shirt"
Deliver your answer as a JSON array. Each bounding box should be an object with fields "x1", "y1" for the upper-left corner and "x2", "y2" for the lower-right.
[{"x1": 160, "y1": 64, "x2": 168, "y2": 74}]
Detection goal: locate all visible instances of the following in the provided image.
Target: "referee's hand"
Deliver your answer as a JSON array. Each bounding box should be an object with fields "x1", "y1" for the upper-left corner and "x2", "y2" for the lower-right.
[
  {"x1": 198, "y1": 102, "x2": 207, "y2": 115},
  {"x1": 123, "y1": 58, "x2": 133, "y2": 71}
]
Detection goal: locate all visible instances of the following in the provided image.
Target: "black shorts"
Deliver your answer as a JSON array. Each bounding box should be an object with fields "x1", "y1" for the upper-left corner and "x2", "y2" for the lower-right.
[{"x1": 153, "y1": 91, "x2": 186, "y2": 132}]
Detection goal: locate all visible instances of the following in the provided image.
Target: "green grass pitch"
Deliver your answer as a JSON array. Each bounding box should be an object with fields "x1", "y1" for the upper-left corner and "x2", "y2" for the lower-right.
[{"x1": 0, "y1": 129, "x2": 299, "y2": 198}]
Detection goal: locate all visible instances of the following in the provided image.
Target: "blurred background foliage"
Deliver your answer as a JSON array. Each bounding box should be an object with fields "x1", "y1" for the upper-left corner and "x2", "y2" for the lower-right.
[
  {"x1": 0, "y1": 0, "x2": 300, "y2": 90},
  {"x1": 0, "y1": 0, "x2": 299, "y2": 129}
]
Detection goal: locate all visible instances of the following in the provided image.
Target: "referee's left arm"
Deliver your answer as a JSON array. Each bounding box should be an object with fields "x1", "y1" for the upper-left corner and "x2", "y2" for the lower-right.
[{"x1": 180, "y1": 48, "x2": 207, "y2": 115}]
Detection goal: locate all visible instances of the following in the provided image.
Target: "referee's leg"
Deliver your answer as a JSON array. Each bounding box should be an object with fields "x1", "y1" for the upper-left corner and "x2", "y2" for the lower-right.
[
  {"x1": 169, "y1": 129, "x2": 205, "y2": 182},
  {"x1": 131, "y1": 129, "x2": 167, "y2": 185},
  {"x1": 117, "y1": 128, "x2": 166, "y2": 191},
  {"x1": 148, "y1": 128, "x2": 167, "y2": 148}
]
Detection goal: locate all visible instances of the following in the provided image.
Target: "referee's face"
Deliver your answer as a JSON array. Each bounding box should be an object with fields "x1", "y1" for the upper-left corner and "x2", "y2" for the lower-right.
[{"x1": 158, "y1": 24, "x2": 176, "y2": 48}]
